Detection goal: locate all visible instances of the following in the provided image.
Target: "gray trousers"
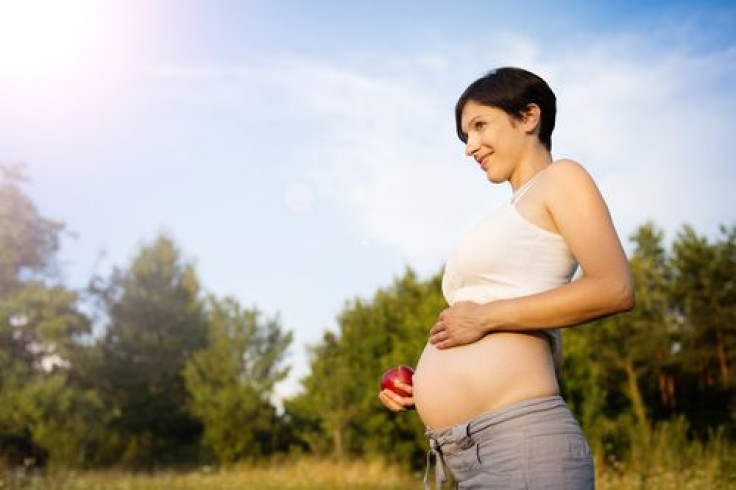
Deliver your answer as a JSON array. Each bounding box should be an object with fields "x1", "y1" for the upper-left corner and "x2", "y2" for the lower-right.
[{"x1": 424, "y1": 395, "x2": 594, "y2": 489}]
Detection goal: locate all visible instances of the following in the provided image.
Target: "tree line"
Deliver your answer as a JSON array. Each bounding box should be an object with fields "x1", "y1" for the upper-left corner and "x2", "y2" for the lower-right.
[
  {"x1": 0, "y1": 165, "x2": 291, "y2": 468},
  {"x1": 1, "y1": 164, "x2": 735, "y2": 474}
]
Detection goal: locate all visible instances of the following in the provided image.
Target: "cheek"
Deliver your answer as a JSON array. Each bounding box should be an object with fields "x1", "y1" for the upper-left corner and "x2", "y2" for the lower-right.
[{"x1": 482, "y1": 127, "x2": 499, "y2": 143}]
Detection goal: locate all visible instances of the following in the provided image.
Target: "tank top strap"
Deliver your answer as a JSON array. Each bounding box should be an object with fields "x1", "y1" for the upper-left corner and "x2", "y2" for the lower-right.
[{"x1": 510, "y1": 165, "x2": 550, "y2": 204}]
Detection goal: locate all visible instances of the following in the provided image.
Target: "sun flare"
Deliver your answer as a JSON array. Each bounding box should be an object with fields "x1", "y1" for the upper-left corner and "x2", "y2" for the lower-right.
[{"x1": 0, "y1": 0, "x2": 98, "y2": 77}]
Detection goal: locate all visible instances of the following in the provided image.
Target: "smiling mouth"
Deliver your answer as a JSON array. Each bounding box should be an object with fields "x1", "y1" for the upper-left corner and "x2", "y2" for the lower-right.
[{"x1": 478, "y1": 154, "x2": 492, "y2": 170}]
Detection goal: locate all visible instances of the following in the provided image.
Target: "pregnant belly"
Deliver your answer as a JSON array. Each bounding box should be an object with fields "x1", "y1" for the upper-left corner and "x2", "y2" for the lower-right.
[{"x1": 412, "y1": 331, "x2": 559, "y2": 429}]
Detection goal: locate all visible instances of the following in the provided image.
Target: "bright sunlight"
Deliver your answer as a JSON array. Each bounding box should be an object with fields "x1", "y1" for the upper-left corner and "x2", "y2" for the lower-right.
[{"x1": 0, "y1": 0, "x2": 98, "y2": 78}]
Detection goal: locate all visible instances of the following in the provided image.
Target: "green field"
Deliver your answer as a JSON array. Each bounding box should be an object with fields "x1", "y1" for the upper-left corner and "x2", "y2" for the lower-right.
[
  {"x1": 0, "y1": 458, "x2": 416, "y2": 490},
  {"x1": 2, "y1": 457, "x2": 736, "y2": 490}
]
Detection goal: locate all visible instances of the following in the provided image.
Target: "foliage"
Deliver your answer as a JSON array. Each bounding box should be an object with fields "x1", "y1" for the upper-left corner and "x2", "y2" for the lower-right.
[
  {"x1": 3, "y1": 164, "x2": 736, "y2": 478},
  {"x1": 92, "y1": 235, "x2": 209, "y2": 466},
  {"x1": 670, "y1": 224, "x2": 736, "y2": 434},
  {"x1": 1, "y1": 167, "x2": 295, "y2": 469},
  {"x1": 285, "y1": 269, "x2": 444, "y2": 468},
  {"x1": 560, "y1": 222, "x2": 674, "y2": 460},
  {"x1": 0, "y1": 168, "x2": 95, "y2": 468},
  {"x1": 294, "y1": 222, "x2": 736, "y2": 475},
  {"x1": 0, "y1": 163, "x2": 62, "y2": 291},
  {"x1": 184, "y1": 296, "x2": 292, "y2": 463}
]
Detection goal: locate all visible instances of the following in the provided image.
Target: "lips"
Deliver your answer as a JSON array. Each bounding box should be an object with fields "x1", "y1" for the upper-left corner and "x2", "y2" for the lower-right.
[{"x1": 478, "y1": 153, "x2": 492, "y2": 170}]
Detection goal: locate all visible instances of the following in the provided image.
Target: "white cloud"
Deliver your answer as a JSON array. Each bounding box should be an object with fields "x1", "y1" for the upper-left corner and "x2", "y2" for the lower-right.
[
  {"x1": 274, "y1": 39, "x2": 736, "y2": 261},
  {"x1": 290, "y1": 39, "x2": 736, "y2": 256},
  {"x1": 151, "y1": 33, "x2": 736, "y2": 266},
  {"x1": 548, "y1": 43, "x2": 736, "y2": 244}
]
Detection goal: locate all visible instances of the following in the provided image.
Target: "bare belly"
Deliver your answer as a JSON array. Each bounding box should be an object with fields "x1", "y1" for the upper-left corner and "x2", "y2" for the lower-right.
[{"x1": 412, "y1": 331, "x2": 559, "y2": 429}]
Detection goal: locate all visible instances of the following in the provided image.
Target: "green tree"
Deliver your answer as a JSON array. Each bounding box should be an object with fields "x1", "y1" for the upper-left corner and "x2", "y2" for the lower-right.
[
  {"x1": 0, "y1": 163, "x2": 62, "y2": 291},
  {"x1": 184, "y1": 296, "x2": 292, "y2": 463},
  {"x1": 17, "y1": 372, "x2": 105, "y2": 468},
  {"x1": 288, "y1": 330, "x2": 356, "y2": 456},
  {"x1": 0, "y1": 165, "x2": 97, "y2": 468},
  {"x1": 286, "y1": 268, "x2": 443, "y2": 469},
  {"x1": 670, "y1": 224, "x2": 736, "y2": 432},
  {"x1": 96, "y1": 235, "x2": 208, "y2": 466},
  {"x1": 560, "y1": 222, "x2": 673, "y2": 469}
]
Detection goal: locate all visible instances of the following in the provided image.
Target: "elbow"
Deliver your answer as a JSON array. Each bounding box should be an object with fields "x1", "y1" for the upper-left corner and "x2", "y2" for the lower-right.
[
  {"x1": 619, "y1": 288, "x2": 635, "y2": 313},
  {"x1": 596, "y1": 273, "x2": 634, "y2": 314},
  {"x1": 615, "y1": 277, "x2": 636, "y2": 313}
]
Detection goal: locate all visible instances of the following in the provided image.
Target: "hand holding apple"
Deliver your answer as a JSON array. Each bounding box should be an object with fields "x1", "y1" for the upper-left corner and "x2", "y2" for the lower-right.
[
  {"x1": 380, "y1": 365, "x2": 414, "y2": 396},
  {"x1": 378, "y1": 365, "x2": 415, "y2": 412}
]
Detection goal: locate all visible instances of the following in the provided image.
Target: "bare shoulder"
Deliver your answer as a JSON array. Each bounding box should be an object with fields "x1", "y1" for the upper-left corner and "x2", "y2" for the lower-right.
[
  {"x1": 547, "y1": 159, "x2": 593, "y2": 181},
  {"x1": 545, "y1": 159, "x2": 600, "y2": 201}
]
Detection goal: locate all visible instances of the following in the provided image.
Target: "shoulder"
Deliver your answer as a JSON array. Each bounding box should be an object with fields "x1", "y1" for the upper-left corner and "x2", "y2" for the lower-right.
[
  {"x1": 547, "y1": 159, "x2": 593, "y2": 181},
  {"x1": 541, "y1": 159, "x2": 609, "y2": 221},
  {"x1": 545, "y1": 159, "x2": 600, "y2": 199}
]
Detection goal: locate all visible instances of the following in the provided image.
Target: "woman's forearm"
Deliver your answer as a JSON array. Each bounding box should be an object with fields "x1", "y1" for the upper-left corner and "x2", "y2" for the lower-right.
[
  {"x1": 483, "y1": 273, "x2": 635, "y2": 333},
  {"x1": 429, "y1": 272, "x2": 634, "y2": 349}
]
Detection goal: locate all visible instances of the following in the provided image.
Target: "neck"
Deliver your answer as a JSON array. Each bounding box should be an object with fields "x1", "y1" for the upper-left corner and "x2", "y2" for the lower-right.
[{"x1": 509, "y1": 144, "x2": 553, "y2": 192}]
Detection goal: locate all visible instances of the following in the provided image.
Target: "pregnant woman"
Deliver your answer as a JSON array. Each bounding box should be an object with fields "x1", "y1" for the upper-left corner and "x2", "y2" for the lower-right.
[{"x1": 378, "y1": 67, "x2": 634, "y2": 489}]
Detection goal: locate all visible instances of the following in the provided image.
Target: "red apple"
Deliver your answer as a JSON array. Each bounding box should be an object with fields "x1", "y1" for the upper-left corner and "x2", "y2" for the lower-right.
[{"x1": 380, "y1": 365, "x2": 414, "y2": 397}]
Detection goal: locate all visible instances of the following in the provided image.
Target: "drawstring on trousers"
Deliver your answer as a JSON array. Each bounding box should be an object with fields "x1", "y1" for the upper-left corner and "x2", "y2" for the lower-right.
[{"x1": 424, "y1": 422, "x2": 474, "y2": 489}]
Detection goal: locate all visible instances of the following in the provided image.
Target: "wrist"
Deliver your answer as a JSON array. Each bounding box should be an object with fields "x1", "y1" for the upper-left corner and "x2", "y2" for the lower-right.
[{"x1": 481, "y1": 299, "x2": 513, "y2": 333}]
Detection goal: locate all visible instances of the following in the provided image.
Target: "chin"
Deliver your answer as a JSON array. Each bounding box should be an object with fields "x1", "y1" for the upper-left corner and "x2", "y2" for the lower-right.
[{"x1": 486, "y1": 173, "x2": 504, "y2": 184}]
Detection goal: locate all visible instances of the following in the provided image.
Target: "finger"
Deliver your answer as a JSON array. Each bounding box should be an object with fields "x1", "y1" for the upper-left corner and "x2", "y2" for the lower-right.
[
  {"x1": 378, "y1": 392, "x2": 399, "y2": 411},
  {"x1": 379, "y1": 391, "x2": 408, "y2": 412},
  {"x1": 429, "y1": 322, "x2": 444, "y2": 336},
  {"x1": 435, "y1": 339, "x2": 454, "y2": 350},
  {"x1": 431, "y1": 328, "x2": 450, "y2": 344},
  {"x1": 388, "y1": 389, "x2": 414, "y2": 406},
  {"x1": 383, "y1": 388, "x2": 414, "y2": 407},
  {"x1": 393, "y1": 381, "x2": 413, "y2": 394},
  {"x1": 380, "y1": 389, "x2": 401, "y2": 404}
]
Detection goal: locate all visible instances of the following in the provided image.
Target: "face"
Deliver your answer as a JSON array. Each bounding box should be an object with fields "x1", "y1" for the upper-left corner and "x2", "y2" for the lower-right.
[{"x1": 459, "y1": 101, "x2": 527, "y2": 184}]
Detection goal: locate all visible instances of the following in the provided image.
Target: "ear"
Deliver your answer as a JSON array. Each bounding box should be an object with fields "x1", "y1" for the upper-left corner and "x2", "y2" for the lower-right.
[{"x1": 521, "y1": 104, "x2": 542, "y2": 135}]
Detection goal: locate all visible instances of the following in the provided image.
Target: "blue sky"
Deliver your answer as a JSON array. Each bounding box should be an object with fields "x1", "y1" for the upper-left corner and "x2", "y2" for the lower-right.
[{"x1": 1, "y1": 0, "x2": 735, "y2": 401}]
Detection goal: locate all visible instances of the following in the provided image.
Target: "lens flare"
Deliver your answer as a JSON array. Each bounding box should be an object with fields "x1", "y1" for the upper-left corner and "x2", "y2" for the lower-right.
[{"x1": 0, "y1": 0, "x2": 98, "y2": 78}]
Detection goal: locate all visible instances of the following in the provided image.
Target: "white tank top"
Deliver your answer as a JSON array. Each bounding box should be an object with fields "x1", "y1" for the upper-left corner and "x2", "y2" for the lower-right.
[{"x1": 442, "y1": 168, "x2": 578, "y2": 357}]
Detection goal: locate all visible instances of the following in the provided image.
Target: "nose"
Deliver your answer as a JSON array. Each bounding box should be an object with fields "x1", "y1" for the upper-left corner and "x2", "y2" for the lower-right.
[{"x1": 465, "y1": 133, "x2": 479, "y2": 157}]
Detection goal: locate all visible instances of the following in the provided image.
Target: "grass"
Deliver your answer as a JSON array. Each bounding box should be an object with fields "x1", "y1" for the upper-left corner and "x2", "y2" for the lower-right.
[
  {"x1": 0, "y1": 457, "x2": 420, "y2": 490},
  {"x1": 596, "y1": 467, "x2": 736, "y2": 490},
  {"x1": 591, "y1": 417, "x2": 736, "y2": 489},
  {"x1": 2, "y1": 452, "x2": 736, "y2": 489}
]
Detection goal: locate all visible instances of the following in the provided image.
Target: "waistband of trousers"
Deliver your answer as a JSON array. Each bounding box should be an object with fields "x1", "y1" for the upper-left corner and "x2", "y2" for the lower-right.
[{"x1": 425, "y1": 395, "x2": 566, "y2": 448}]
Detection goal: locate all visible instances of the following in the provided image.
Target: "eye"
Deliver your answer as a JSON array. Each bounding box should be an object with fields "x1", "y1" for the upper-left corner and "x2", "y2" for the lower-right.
[{"x1": 473, "y1": 120, "x2": 486, "y2": 131}]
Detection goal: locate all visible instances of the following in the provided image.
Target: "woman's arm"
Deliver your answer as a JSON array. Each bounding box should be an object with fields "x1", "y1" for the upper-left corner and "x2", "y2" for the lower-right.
[{"x1": 430, "y1": 160, "x2": 635, "y2": 349}]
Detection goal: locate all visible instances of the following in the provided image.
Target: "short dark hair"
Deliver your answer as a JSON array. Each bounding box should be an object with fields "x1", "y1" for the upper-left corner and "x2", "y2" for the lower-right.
[{"x1": 455, "y1": 67, "x2": 557, "y2": 151}]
